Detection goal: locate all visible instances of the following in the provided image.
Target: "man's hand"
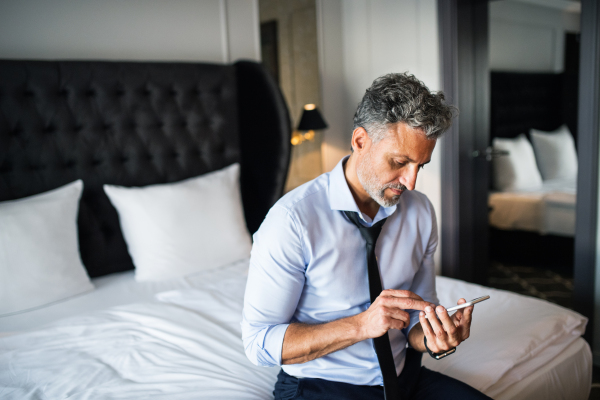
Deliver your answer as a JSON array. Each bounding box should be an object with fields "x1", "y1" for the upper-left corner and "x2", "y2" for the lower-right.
[
  {"x1": 282, "y1": 289, "x2": 430, "y2": 364},
  {"x1": 411, "y1": 298, "x2": 473, "y2": 354},
  {"x1": 357, "y1": 289, "x2": 431, "y2": 341}
]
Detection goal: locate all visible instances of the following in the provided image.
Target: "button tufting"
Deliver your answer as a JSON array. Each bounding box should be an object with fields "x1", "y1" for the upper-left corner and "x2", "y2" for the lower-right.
[
  {"x1": 24, "y1": 90, "x2": 34, "y2": 97},
  {"x1": 100, "y1": 225, "x2": 113, "y2": 237},
  {"x1": 58, "y1": 89, "x2": 68, "y2": 97},
  {"x1": 86, "y1": 89, "x2": 96, "y2": 97},
  {"x1": 44, "y1": 126, "x2": 55, "y2": 133},
  {"x1": 0, "y1": 164, "x2": 12, "y2": 173}
]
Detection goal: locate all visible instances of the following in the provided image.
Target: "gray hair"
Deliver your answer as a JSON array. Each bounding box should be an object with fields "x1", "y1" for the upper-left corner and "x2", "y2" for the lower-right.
[{"x1": 353, "y1": 72, "x2": 456, "y2": 143}]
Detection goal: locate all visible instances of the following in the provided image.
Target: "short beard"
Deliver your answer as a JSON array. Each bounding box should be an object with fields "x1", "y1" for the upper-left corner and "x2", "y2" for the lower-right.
[{"x1": 356, "y1": 150, "x2": 406, "y2": 207}]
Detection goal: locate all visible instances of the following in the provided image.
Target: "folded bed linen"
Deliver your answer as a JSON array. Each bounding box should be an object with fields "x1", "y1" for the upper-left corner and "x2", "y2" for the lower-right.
[
  {"x1": 488, "y1": 178, "x2": 577, "y2": 236},
  {"x1": 492, "y1": 338, "x2": 591, "y2": 400},
  {"x1": 426, "y1": 276, "x2": 589, "y2": 397},
  {"x1": 0, "y1": 263, "x2": 590, "y2": 399}
]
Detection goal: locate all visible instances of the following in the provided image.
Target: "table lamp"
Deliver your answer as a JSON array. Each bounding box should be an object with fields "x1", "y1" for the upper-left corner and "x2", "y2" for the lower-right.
[{"x1": 291, "y1": 104, "x2": 328, "y2": 145}]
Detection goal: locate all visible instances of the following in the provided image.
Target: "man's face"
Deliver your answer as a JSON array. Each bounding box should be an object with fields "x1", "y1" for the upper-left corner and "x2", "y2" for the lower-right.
[{"x1": 356, "y1": 122, "x2": 436, "y2": 207}]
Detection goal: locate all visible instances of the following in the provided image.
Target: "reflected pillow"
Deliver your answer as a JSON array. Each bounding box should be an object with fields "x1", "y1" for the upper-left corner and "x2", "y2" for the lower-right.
[
  {"x1": 0, "y1": 180, "x2": 94, "y2": 316},
  {"x1": 530, "y1": 125, "x2": 578, "y2": 181},
  {"x1": 104, "y1": 163, "x2": 252, "y2": 282},
  {"x1": 493, "y1": 134, "x2": 543, "y2": 191}
]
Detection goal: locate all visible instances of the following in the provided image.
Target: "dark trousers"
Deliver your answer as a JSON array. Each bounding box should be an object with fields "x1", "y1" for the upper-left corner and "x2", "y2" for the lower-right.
[{"x1": 273, "y1": 349, "x2": 492, "y2": 400}]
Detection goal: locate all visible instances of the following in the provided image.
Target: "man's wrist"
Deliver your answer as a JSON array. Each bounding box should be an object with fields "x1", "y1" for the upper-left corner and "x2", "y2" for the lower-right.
[
  {"x1": 350, "y1": 313, "x2": 369, "y2": 342},
  {"x1": 407, "y1": 322, "x2": 427, "y2": 352}
]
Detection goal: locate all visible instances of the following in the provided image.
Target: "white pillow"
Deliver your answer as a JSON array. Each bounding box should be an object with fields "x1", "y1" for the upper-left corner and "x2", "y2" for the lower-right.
[
  {"x1": 530, "y1": 125, "x2": 578, "y2": 181},
  {"x1": 0, "y1": 180, "x2": 93, "y2": 316},
  {"x1": 104, "y1": 163, "x2": 252, "y2": 282},
  {"x1": 492, "y1": 134, "x2": 543, "y2": 191}
]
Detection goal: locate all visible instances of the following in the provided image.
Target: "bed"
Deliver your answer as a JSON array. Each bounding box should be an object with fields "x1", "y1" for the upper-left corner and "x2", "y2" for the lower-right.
[{"x1": 0, "y1": 60, "x2": 592, "y2": 399}]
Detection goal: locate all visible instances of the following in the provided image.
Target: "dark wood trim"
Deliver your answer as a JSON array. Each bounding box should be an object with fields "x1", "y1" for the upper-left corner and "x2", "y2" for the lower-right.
[
  {"x1": 440, "y1": 0, "x2": 599, "y2": 347},
  {"x1": 438, "y1": 0, "x2": 489, "y2": 284},
  {"x1": 438, "y1": 0, "x2": 461, "y2": 280},
  {"x1": 574, "y1": 0, "x2": 600, "y2": 345},
  {"x1": 470, "y1": 0, "x2": 490, "y2": 286}
]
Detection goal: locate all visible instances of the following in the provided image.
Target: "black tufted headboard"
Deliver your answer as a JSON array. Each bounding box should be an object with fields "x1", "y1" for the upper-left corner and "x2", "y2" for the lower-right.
[
  {"x1": 490, "y1": 72, "x2": 578, "y2": 144},
  {"x1": 0, "y1": 60, "x2": 291, "y2": 278}
]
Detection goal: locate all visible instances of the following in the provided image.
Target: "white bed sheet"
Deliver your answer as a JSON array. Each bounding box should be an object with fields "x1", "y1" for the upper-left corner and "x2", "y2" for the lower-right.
[
  {"x1": 0, "y1": 258, "x2": 251, "y2": 336},
  {"x1": 488, "y1": 178, "x2": 576, "y2": 236},
  {"x1": 0, "y1": 262, "x2": 591, "y2": 399},
  {"x1": 0, "y1": 261, "x2": 278, "y2": 400},
  {"x1": 493, "y1": 338, "x2": 591, "y2": 400}
]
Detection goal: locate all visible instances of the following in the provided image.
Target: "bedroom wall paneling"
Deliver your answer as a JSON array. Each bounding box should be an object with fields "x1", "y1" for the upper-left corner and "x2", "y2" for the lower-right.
[
  {"x1": 438, "y1": 0, "x2": 490, "y2": 285},
  {"x1": 489, "y1": 0, "x2": 580, "y2": 73},
  {"x1": 317, "y1": 0, "x2": 443, "y2": 272},
  {"x1": 259, "y1": 0, "x2": 322, "y2": 192},
  {"x1": 0, "y1": 0, "x2": 260, "y2": 63},
  {"x1": 576, "y1": 0, "x2": 600, "y2": 356}
]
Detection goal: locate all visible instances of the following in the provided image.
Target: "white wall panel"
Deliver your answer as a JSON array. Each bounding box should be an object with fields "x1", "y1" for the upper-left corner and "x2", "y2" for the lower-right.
[
  {"x1": 0, "y1": 0, "x2": 259, "y2": 63},
  {"x1": 490, "y1": 0, "x2": 579, "y2": 73},
  {"x1": 318, "y1": 0, "x2": 442, "y2": 271},
  {"x1": 317, "y1": 0, "x2": 349, "y2": 171},
  {"x1": 226, "y1": 0, "x2": 261, "y2": 62}
]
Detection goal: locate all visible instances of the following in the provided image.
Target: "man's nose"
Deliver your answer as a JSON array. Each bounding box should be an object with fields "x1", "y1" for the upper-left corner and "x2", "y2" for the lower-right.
[{"x1": 400, "y1": 167, "x2": 418, "y2": 191}]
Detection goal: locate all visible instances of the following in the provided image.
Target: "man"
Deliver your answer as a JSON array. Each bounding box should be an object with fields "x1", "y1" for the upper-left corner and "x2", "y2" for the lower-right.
[{"x1": 242, "y1": 73, "x2": 491, "y2": 399}]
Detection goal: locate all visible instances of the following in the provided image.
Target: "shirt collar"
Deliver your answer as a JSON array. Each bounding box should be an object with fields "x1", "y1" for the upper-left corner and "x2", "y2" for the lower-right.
[{"x1": 328, "y1": 156, "x2": 397, "y2": 225}]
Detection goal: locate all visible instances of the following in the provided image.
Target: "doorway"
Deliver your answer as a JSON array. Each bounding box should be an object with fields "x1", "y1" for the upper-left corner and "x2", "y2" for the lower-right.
[
  {"x1": 438, "y1": 0, "x2": 598, "y2": 344},
  {"x1": 485, "y1": 2, "x2": 580, "y2": 311}
]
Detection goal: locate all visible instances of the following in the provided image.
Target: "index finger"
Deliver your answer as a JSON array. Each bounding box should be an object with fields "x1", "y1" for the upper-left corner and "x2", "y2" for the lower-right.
[
  {"x1": 388, "y1": 297, "x2": 430, "y2": 311},
  {"x1": 381, "y1": 289, "x2": 424, "y2": 301}
]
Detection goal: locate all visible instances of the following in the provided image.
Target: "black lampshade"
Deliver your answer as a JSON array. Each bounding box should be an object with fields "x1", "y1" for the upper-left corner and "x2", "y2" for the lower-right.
[{"x1": 297, "y1": 107, "x2": 328, "y2": 131}]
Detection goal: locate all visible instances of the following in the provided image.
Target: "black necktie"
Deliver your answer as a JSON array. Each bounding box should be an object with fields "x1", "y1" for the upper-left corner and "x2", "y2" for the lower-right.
[{"x1": 344, "y1": 211, "x2": 400, "y2": 400}]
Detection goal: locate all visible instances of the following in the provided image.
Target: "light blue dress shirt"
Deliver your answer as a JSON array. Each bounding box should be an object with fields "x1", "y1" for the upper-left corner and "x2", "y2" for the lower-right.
[{"x1": 241, "y1": 156, "x2": 439, "y2": 386}]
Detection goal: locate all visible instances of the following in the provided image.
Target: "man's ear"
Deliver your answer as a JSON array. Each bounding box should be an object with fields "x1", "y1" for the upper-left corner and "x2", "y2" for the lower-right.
[{"x1": 351, "y1": 127, "x2": 371, "y2": 154}]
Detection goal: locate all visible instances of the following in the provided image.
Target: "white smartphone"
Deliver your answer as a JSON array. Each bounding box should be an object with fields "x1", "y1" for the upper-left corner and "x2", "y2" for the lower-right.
[
  {"x1": 445, "y1": 295, "x2": 490, "y2": 313},
  {"x1": 425, "y1": 295, "x2": 490, "y2": 318}
]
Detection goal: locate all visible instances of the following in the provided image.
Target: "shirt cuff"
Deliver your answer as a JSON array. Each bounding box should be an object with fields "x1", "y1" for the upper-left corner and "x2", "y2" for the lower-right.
[{"x1": 259, "y1": 323, "x2": 290, "y2": 366}]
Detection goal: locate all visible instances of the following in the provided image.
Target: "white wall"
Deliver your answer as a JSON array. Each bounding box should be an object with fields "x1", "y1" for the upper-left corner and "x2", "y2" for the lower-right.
[
  {"x1": 317, "y1": 0, "x2": 442, "y2": 272},
  {"x1": 0, "y1": 0, "x2": 260, "y2": 62},
  {"x1": 490, "y1": 0, "x2": 580, "y2": 72}
]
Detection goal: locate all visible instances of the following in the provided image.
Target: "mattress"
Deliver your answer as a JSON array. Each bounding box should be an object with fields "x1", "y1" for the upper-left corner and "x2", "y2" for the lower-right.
[
  {"x1": 488, "y1": 178, "x2": 576, "y2": 236},
  {"x1": 0, "y1": 261, "x2": 591, "y2": 399}
]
